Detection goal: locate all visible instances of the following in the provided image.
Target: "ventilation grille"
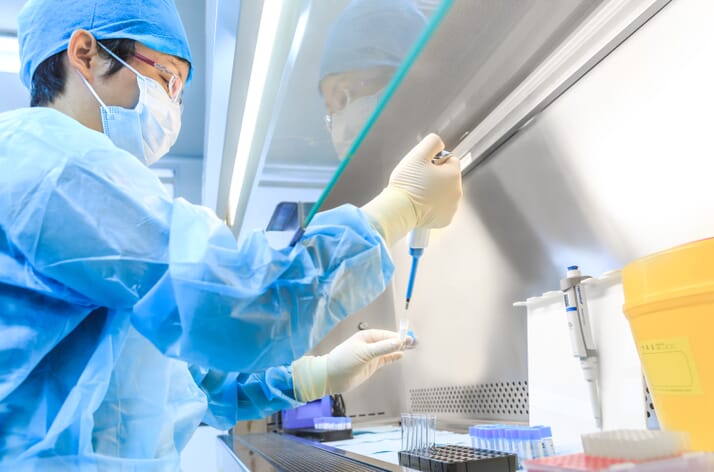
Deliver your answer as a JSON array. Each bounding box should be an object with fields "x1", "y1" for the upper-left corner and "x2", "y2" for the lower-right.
[
  {"x1": 348, "y1": 411, "x2": 386, "y2": 419},
  {"x1": 235, "y1": 433, "x2": 390, "y2": 471},
  {"x1": 645, "y1": 382, "x2": 660, "y2": 430},
  {"x1": 409, "y1": 381, "x2": 529, "y2": 421}
]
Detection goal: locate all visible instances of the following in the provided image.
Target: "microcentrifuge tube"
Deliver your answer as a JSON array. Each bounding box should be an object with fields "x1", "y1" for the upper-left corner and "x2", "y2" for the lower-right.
[{"x1": 399, "y1": 319, "x2": 409, "y2": 344}]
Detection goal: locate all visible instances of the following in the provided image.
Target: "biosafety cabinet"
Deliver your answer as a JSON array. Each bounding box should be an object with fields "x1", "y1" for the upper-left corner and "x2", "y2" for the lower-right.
[{"x1": 202, "y1": 0, "x2": 714, "y2": 469}]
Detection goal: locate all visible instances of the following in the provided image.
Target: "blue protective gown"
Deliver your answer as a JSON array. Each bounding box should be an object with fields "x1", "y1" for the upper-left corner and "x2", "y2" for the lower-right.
[{"x1": 0, "y1": 107, "x2": 394, "y2": 471}]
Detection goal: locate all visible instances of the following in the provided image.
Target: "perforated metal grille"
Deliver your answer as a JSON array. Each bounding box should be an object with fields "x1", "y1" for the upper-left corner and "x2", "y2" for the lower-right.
[
  {"x1": 409, "y1": 381, "x2": 529, "y2": 421},
  {"x1": 645, "y1": 382, "x2": 660, "y2": 430},
  {"x1": 348, "y1": 411, "x2": 386, "y2": 419},
  {"x1": 236, "y1": 433, "x2": 389, "y2": 471}
]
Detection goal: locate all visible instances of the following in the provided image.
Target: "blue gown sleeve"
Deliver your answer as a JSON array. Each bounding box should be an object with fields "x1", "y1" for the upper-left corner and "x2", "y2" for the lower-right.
[
  {"x1": 189, "y1": 365, "x2": 299, "y2": 429},
  {"x1": 4, "y1": 132, "x2": 394, "y2": 373},
  {"x1": 132, "y1": 200, "x2": 393, "y2": 372}
]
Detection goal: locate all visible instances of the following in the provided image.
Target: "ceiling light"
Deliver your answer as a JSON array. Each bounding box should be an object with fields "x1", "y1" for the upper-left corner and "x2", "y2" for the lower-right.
[{"x1": 227, "y1": 0, "x2": 284, "y2": 226}]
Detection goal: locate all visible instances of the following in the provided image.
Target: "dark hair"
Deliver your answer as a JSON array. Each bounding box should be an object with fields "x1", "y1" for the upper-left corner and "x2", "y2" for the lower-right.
[{"x1": 30, "y1": 38, "x2": 136, "y2": 107}]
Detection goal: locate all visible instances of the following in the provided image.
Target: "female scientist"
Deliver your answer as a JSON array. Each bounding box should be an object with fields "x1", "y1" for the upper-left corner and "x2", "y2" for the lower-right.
[{"x1": 0, "y1": 0, "x2": 462, "y2": 470}]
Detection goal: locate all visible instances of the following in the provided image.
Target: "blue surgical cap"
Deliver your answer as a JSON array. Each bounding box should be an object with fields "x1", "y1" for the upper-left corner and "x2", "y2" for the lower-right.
[
  {"x1": 319, "y1": 0, "x2": 427, "y2": 81},
  {"x1": 17, "y1": 0, "x2": 193, "y2": 90}
]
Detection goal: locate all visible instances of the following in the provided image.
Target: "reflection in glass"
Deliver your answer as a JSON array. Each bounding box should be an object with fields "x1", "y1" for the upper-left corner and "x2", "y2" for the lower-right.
[
  {"x1": 318, "y1": 0, "x2": 428, "y2": 160},
  {"x1": 236, "y1": 0, "x2": 452, "y2": 239}
]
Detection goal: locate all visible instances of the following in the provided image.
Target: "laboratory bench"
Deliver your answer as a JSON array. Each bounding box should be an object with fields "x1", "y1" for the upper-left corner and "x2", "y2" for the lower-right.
[
  {"x1": 215, "y1": 422, "x2": 480, "y2": 472},
  {"x1": 217, "y1": 431, "x2": 408, "y2": 471}
]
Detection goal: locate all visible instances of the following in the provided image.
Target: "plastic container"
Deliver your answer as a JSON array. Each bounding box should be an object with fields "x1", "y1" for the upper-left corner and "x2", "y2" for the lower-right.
[
  {"x1": 580, "y1": 429, "x2": 689, "y2": 461},
  {"x1": 523, "y1": 452, "x2": 714, "y2": 471},
  {"x1": 282, "y1": 396, "x2": 332, "y2": 429},
  {"x1": 313, "y1": 416, "x2": 352, "y2": 430},
  {"x1": 622, "y1": 238, "x2": 714, "y2": 450},
  {"x1": 469, "y1": 425, "x2": 556, "y2": 470},
  {"x1": 401, "y1": 414, "x2": 436, "y2": 451},
  {"x1": 399, "y1": 444, "x2": 517, "y2": 472}
]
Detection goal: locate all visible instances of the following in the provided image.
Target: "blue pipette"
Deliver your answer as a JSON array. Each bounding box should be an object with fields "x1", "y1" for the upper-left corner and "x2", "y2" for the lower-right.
[{"x1": 404, "y1": 150, "x2": 452, "y2": 309}]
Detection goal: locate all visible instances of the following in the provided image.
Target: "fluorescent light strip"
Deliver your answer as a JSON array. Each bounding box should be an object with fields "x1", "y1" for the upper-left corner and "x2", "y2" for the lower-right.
[
  {"x1": 227, "y1": 0, "x2": 284, "y2": 226},
  {"x1": 0, "y1": 35, "x2": 20, "y2": 74}
]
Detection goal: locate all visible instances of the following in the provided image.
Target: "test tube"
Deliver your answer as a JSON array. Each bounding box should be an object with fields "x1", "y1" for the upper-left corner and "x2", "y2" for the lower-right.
[
  {"x1": 401, "y1": 414, "x2": 406, "y2": 450},
  {"x1": 530, "y1": 427, "x2": 543, "y2": 459},
  {"x1": 410, "y1": 415, "x2": 415, "y2": 451},
  {"x1": 401, "y1": 414, "x2": 409, "y2": 450},
  {"x1": 406, "y1": 415, "x2": 411, "y2": 450},
  {"x1": 422, "y1": 415, "x2": 431, "y2": 450},
  {"x1": 540, "y1": 426, "x2": 555, "y2": 456},
  {"x1": 416, "y1": 415, "x2": 424, "y2": 449},
  {"x1": 469, "y1": 426, "x2": 480, "y2": 450},
  {"x1": 422, "y1": 415, "x2": 429, "y2": 450},
  {"x1": 413, "y1": 415, "x2": 419, "y2": 451},
  {"x1": 485, "y1": 427, "x2": 495, "y2": 450},
  {"x1": 399, "y1": 319, "x2": 409, "y2": 345},
  {"x1": 495, "y1": 426, "x2": 504, "y2": 451},
  {"x1": 409, "y1": 415, "x2": 415, "y2": 451},
  {"x1": 518, "y1": 427, "x2": 533, "y2": 460},
  {"x1": 400, "y1": 414, "x2": 437, "y2": 452},
  {"x1": 429, "y1": 415, "x2": 437, "y2": 449},
  {"x1": 507, "y1": 428, "x2": 518, "y2": 454},
  {"x1": 489, "y1": 426, "x2": 498, "y2": 450}
]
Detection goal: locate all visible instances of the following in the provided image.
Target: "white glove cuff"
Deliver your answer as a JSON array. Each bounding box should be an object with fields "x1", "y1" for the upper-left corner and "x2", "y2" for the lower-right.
[
  {"x1": 361, "y1": 188, "x2": 418, "y2": 246},
  {"x1": 291, "y1": 355, "x2": 329, "y2": 403}
]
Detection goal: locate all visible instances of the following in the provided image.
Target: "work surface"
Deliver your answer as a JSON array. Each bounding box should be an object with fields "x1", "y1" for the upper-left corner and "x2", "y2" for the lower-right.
[
  {"x1": 325, "y1": 425, "x2": 473, "y2": 465},
  {"x1": 221, "y1": 424, "x2": 475, "y2": 471}
]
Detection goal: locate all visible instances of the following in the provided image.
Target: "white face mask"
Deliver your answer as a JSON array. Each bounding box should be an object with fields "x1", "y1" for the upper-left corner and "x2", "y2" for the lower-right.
[
  {"x1": 80, "y1": 44, "x2": 182, "y2": 166},
  {"x1": 329, "y1": 90, "x2": 383, "y2": 160}
]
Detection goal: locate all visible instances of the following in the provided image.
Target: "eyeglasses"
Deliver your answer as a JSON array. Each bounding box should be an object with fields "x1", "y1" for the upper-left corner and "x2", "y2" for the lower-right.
[
  {"x1": 323, "y1": 89, "x2": 352, "y2": 132},
  {"x1": 133, "y1": 51, "x2": 184, "y2": 103},
  {"x1": 322, "y1": 75, "x2": 390, "y2": 132},
  {"x1": 324, "y1": 113, "x2": 334, "y2": 132}
]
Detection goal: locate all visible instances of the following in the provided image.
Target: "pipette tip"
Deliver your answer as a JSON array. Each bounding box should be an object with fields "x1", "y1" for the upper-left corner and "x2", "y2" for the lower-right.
[{"x1": 405, "y1": 299, "x2": 410, "y2": 310}]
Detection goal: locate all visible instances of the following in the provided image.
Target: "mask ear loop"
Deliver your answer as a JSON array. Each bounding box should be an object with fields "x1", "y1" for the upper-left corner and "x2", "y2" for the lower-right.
[
  {"x1": 77, "y1": 41, "x2": 140, "y2": 110},
  {"x1": 97, "y1": 42, "x2": 142, "y2": 77},
  {"x1": 77, "y1": 70, "x2": 108, "y2": 110}
]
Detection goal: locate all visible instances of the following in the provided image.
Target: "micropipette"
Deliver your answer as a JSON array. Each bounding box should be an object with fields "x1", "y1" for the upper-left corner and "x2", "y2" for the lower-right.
[
  {"x1": 561, "y1": 265, "x2": 602, "y2": 429},
  {"x1": 404, "y1": 150, "x2": 452, "y2": 310}
]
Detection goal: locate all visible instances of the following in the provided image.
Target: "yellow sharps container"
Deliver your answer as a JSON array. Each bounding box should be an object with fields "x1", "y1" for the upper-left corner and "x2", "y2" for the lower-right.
[{"x1": 623, "y1": 237, "x2": 714, "y2": 450}]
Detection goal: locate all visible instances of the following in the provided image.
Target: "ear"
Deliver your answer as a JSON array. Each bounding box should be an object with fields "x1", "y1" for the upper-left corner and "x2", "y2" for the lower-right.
[{"x1": 66, "y1": 29, "x2": 101, "y2": 81}]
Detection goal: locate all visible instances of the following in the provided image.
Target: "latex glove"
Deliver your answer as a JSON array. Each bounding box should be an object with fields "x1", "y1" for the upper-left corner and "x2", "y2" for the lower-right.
[
  {"x1": 361, "y1": 133, "x2": 462, "y2": 246},
  {"x1": 292, "y1": 329, "x2": 413, "y2": 402}
]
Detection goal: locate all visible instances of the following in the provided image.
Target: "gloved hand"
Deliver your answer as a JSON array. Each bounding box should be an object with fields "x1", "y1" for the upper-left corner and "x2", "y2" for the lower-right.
[
  {"x1": 361, "y1": 133, "x2": 462, "y2": 246},
  {"x1": 292, "y1": 329, "x2": 412, "y2": 402}
]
